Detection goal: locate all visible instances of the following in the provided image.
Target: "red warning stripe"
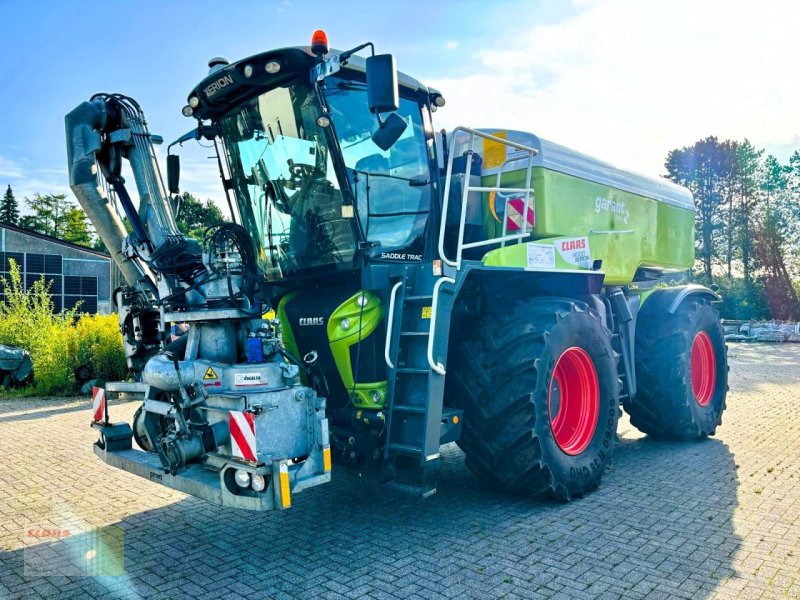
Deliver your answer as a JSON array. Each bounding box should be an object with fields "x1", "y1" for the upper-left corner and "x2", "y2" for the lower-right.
[
  {"x1": 92, "y1": 387, "x2": 106, "y2": 423},
  {"x1": 506, "y1": 197, "x2": 535, "y2": 232},
  {"x1": 229, "y1": 411, "x2": 257, "y2": 462}
]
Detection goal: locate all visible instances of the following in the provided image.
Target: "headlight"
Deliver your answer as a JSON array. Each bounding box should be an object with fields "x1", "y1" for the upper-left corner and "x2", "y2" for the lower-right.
[
  {"x1": 234, "y1": 469, "x2": 251, "y2": 488},
  {"x1": 265, "y1": 61, "x2": 281, "y2": 74},
  {"x1": 181, "y1": 105, "x2": 194, "y2": 117},
  {"x1": 243, "y1": 64, "x2": 254, "y2": 78},
  {"x1": 251, "y1": 474, "x2": 266, "y2": 492},
  {"x1": 356, "y1": 293, "x2": 369, "y2": 308},
  {"x1": 340, "y1": 318, "x2": 351, "y2": 331},
  {"x1": 188, "y1": 96, "x2": 200, "y2": 108}
]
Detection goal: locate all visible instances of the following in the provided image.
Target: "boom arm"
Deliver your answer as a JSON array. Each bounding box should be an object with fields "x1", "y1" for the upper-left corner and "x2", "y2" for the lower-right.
[{"x1": 65, "y1": 94, "x2": 197, "y2": 294}]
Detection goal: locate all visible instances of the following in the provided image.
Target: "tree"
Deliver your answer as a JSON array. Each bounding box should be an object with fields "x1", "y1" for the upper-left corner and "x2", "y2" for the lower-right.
[
  {"x1": 0, "y1": 185, "x2": 19, "y2": 225},
  {"x1": 734, "y1": 140, "x2": 763, "y2": 285},
  {"x1": 63, "y1": 207, "x2": 92, "y2": 246},
  {"x1": 665, "y1": 137, "x2": 731, "y2": 283},
  {"x1": 176, "y1": 192, "x2": 225, "y2": 239},
  {"x1": 19, "y1": 193, "x2": 71, "y2": 238}
]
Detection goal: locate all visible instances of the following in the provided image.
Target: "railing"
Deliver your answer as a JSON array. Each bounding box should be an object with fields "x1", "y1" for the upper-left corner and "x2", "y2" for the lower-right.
[
  {"x1": 438, "y1": 127, "x2": 538, "y2": 270},
  {"x1": 384, "y1": 281, "x2": 403, "y2": 369},
  {"x1": 427, "y1": 276, "x2": 455, "y2": 375}
]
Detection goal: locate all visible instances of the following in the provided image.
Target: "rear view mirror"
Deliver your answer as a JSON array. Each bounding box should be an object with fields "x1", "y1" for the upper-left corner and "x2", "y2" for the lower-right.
[
  {"x1": 372, "y1": 113, "x2": 407, "y2": 151},
  {"x1": 366, "y1": 54, "x2": 399, "y2": 114},
  {"x1": 167, "y1": 154, "x2": 180, "y2": 194}
]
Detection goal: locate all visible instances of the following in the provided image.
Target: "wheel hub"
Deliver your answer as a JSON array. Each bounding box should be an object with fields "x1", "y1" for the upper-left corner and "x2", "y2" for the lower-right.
[
  {"x1": 548, "y1": 347, "x2": 600, "y2": 456},
  {"x1": 690, "y1": 331, "x2": 716, "y2": 406}
]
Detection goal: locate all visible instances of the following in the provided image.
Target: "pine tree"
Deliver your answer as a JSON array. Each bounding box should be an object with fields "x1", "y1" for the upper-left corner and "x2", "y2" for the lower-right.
[{"x1": 0, "y1": 185, "x2": 19, "y2": 225}]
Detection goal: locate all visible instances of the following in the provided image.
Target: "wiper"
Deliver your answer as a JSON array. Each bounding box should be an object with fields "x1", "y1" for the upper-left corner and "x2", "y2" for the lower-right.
[{"x1": 355, "y1": 170, "x2": 429, "y2": 187}]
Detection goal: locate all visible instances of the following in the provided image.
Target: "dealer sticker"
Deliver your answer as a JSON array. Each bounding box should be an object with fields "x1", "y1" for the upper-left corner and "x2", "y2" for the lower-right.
[
  {"x1": 556, "y1": 236, "x2": 592, "y2": 268},
  {"x1": 526, "y1": 244, "x2": 556, "y2": 269},
  {"x1": 234, "y1": 372, "x2": 263, "y2": 387}
]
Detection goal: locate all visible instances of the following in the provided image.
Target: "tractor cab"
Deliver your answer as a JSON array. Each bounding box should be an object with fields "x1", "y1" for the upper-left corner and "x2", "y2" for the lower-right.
[{"x1": 182, "y1": 40, "x2": 441, "y2": 284}]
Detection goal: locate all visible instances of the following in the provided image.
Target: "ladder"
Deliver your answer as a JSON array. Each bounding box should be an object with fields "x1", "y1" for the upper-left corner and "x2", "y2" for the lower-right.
[{"x1": 382, "y1": 264, "x2": 461, "y2": 496}]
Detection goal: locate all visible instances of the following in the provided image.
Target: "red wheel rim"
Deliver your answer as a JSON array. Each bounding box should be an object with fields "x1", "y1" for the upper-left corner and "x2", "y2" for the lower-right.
[
  {"x1": 690, "y1": 331, "x2": 716, "y2": 406},
  {"x1": 548, "y1": 347, "x2": 600, "y2": 456}
]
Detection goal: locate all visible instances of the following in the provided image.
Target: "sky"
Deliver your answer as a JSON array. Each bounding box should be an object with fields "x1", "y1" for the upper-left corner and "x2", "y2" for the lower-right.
[{"x1": 1, "y1": 0, "x2": 799, "y2": 215}]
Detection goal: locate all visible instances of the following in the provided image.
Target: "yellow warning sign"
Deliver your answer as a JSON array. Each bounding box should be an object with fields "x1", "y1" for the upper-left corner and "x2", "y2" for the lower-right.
[
  {"x1": 421, "y1": 306, "x2": 432, "y2": 319},
  {"x1": 203, "y1": 366, "x2": 218, "y2": 380},
  {"x1": 483, "y1": 131, "x2": 508, "y2": 169}
]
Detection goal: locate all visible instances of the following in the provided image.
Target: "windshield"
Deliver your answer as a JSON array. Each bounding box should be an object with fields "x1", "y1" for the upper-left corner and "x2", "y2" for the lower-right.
[
  {"x1": 221, "y1": 81, "x2": 357, "y2": 279},
  {"x1": 325, "y1": 77, "x2": 430, "y2": 260}
]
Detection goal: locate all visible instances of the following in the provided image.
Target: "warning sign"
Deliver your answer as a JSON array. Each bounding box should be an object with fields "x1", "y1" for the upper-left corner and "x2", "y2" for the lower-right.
[
  {"x1": 505, "y1": 197, "x2": 534, "y2": 232},
  {"x1": 421, "y1": 306, "x2": 432, "y2": 319},
  {"x1": 203, "y1": 366, "x2": 218, "y2": 380}
]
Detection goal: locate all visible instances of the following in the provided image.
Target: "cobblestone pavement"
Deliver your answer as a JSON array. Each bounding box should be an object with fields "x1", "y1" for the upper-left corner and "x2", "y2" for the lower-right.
[{"x1": 1, "y1": 344, "x2": 799, "y2": 599}]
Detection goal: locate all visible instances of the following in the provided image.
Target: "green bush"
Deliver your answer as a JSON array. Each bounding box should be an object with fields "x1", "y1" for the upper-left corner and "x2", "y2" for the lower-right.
[
  {"x1": 714, "y1": 276, "x2": 770, "y2": 320},
  {"x1": 0, "y1": 261, "x2": 128, "y2": 396}
]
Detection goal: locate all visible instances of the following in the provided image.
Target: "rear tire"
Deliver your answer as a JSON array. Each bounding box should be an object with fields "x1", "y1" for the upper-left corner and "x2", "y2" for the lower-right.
[
  {"x1": 446, "y1": 297, "x2": 620, "y2": 500},
  {"x1": 627, "y1": 298, "x2": 728, "y2": 439}
]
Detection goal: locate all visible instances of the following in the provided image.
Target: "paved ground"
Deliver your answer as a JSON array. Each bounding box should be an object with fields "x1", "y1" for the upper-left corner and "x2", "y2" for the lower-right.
[{"x1": 1, "y1": 344, "x2": 799, "y2": 599}]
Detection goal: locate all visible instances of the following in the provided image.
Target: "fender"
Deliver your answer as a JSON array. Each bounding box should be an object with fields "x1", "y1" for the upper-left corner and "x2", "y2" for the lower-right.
[{"x1": 641, "y1": 284, "x2": 721, "y2": 316}]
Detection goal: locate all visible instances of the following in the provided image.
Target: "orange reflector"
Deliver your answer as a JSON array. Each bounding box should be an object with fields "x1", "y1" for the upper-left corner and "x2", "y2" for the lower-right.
[
  {"x1": 323, "y1": 447, "x2": 332, "y2": 472},
  {"x1": 311, "y1": 29, "x2": 329, "y2": 56},
  {"x1": 452, "y1": 415, "x2": 459, "y2": 424},
  {"x1": 279, "y1": 464, "x2": 291, "y2": 509}
]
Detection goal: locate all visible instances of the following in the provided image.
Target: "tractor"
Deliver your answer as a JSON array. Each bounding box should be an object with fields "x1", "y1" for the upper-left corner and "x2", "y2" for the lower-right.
[{"x1": 65, "y1": 30, "x2": 727, "y2": 510}]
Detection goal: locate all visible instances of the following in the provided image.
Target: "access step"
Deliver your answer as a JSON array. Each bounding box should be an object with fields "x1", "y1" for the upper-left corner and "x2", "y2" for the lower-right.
[
  {"x1": 396, "y1": 367, "x2": 429, "y2": 375},
  {"x1": 392, "y1": 404, "x2": 426, "y2": 414},
  {"x1": 388, "y1": 442, "x2": 423, "y2": 455}
]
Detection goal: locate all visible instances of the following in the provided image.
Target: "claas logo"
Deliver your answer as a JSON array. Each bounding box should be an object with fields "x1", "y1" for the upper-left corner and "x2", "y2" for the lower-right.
[{"x1": 561, "y1": 239, "x2": 586, "y2": 251}]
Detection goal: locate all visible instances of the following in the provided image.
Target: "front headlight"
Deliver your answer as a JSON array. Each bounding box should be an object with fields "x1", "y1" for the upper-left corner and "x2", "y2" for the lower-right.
[
  {"x1": 234, "y1": 469, "x2": 251, "y2": 488},
  {"x1": 251, "y1": 474, "x2": 266, "y2": 492}
]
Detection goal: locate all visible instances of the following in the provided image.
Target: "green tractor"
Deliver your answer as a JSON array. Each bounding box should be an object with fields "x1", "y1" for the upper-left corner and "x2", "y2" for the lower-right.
[{"x1": 67, "y1": 31, "x2": 727, "y2": 509}]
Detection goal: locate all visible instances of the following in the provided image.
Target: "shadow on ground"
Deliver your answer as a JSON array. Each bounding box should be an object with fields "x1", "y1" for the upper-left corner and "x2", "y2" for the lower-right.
[{"x1": 1, "y1": 431, "x2": 740, "y2": 599}]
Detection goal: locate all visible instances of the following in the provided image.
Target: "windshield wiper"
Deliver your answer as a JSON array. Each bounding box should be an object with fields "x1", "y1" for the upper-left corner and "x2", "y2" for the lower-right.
[{"x1": 355, "y1": 170, "x2": 429, "y2": 187}]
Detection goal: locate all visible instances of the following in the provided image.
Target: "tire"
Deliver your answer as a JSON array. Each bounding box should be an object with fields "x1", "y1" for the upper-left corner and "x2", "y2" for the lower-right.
[
  {"x1": 446, "y1": 297, "x2": 620, "y2": 500},
  {"x1": 627, "y1": 298, "x2": 727, "y2": 439}
]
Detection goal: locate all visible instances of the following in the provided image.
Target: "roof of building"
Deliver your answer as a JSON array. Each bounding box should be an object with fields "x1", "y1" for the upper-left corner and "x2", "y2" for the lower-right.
[{"x1": 0, "y1": 222, "x2": 112, "y2": 259}]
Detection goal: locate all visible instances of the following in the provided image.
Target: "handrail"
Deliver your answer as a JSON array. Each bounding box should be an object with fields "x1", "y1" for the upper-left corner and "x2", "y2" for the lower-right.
[
  {"x1": 427, "y1": 276, "x2": 455, "y2": 375},
  {"x1": 438, "y1": 126, "x2": 538, "y2": 270},
  {"x1": 384, "y1": 281, "x2": 403, "y2": 369}
]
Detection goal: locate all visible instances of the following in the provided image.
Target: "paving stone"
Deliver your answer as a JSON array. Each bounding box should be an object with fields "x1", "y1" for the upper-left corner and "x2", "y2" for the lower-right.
[{"x1": 0, "y1": 344, "x2": 798, "y2": 599}]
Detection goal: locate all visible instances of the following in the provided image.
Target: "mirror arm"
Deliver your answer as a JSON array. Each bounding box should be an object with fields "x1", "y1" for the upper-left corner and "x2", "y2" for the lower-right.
[{"x1": 339, "y1": 42, "x2": 374, "y2": 65}]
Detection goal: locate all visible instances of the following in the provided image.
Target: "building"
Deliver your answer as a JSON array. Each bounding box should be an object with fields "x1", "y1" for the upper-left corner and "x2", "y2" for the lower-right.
[{"x1": 0, "y1": 223, "x2": 115, "y2": 314}]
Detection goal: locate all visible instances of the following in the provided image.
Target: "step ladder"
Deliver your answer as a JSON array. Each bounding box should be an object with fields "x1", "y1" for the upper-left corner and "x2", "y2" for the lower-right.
[{"x1": 382, "y1": 265, "x2": 461, "y2": 497}]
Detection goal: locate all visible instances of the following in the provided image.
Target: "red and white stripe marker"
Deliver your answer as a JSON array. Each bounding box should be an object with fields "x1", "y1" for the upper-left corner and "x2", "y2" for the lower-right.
[
  {"x1": 506, "y1": 197, "x2": 535, "y2": 232},
  {"x1": 92, "y1": 387, "x2": 106, "y2": 423},
  {"x1": 229, "y1": 411, "x2": 257, "y2": 462}
]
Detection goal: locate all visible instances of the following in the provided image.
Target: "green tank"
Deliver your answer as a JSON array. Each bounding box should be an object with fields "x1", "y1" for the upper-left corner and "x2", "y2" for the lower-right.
[{"x1": 451, "y1": 129, "x2": 695, "y2": 285}]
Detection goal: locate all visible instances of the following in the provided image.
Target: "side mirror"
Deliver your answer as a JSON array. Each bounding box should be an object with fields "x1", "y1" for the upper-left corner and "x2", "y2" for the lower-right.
[
  {"x1": 366, "y1": 54, "x2": 399, "y2": 114},
  {"x1": 371, "y1": 113, "x2": 407, "y2": 151},
  {"x1": 167, "y1": 154, "x2": 180, "y2": 194}
]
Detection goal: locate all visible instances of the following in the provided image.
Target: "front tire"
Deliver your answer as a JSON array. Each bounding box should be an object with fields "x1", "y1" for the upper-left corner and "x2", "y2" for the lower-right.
[
  {"x1": 627, "y1": 298, "x2": 728, "y2": 439},
  {"x1": 447, "y1": 297, "x2": 620, "y2": 500}
]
